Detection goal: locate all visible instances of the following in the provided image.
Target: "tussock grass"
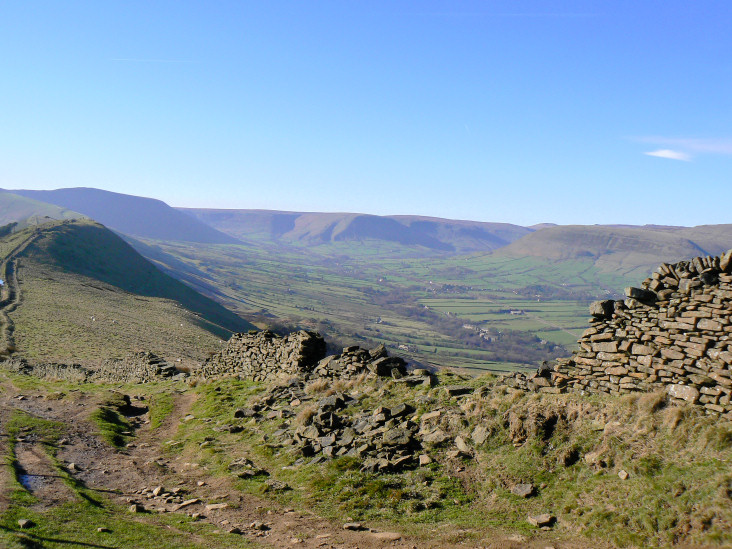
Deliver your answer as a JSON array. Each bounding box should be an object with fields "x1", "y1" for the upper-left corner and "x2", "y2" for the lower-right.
[
  {"x1": 304, "y1": 378, "x2": 330, "y2": 395},
  {"x1": 168, "y1": 371, "x2": 731, "y2": 547},
  {"x1": 90, "y1": 406, "x2": 132, "y2": 448}
]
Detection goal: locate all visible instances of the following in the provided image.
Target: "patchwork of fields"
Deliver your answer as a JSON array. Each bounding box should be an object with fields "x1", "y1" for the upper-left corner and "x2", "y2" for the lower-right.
[{"x1": 138, "y1": 238, "x2": 639, "y2": 374}]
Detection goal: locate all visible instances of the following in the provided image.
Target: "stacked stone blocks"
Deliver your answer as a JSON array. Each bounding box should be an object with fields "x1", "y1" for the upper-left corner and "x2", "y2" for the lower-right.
[{"x1": 553, "y1": 249, "x2": 732, "y2": 417}]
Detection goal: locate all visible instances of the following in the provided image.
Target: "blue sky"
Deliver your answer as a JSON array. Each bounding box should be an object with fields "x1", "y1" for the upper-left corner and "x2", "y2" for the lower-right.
[{"x1": 1, "y1": 1, "x2": 731, "y2": 226}]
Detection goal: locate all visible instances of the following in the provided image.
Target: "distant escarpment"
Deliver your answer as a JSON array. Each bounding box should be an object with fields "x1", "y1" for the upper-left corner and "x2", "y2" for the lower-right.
[
  {"x1": 180, "y1": 208, "x2": 532, "y2": 253},
  {"x1": 504, "y1": 249, "x2": 732, "y2": 417},
  {"x1": 10, "y1": 187, "x2": 239, "y2": 244}
]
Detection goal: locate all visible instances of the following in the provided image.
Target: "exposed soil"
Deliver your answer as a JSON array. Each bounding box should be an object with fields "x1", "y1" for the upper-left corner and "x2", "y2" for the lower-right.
[
  {"x1": 0, "y1": 383, "x2": 594, "y2": 549},
  {"x1": 14, "y1": 441, "x2": 76, "y2": 509}
]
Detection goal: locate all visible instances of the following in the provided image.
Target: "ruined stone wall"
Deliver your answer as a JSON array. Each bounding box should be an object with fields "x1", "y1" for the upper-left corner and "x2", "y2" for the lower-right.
[
  {"x1": 2, "y1": 351, "x2": 182, "y2": 383},
  {"x1": 198, "y1": 330, "x2": 327, "y2": 381},
  {"x1": 93, "y1": 351, "x2": 182, "y2": 383},
  {"x1": 551, "y1": 249, "x2": 732, "y2": 417}
]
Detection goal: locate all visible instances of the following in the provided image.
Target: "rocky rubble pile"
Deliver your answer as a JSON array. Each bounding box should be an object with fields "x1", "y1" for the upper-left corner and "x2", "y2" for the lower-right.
[
  {"x1": 507, "y1": 250, "x2": 732, "y2": 417},
  {"x1": 312, "y1": 343, "x2": 414, "y2": 380},
  {"x1": 231, "y1": 373, "x2": 444, "y2": 472},
  {"x1": 287, "y1": 394, "x2": 422, "y2": 473},
  {"x1": 199, "y1": 330, "x2": 326, "y2": 381}
]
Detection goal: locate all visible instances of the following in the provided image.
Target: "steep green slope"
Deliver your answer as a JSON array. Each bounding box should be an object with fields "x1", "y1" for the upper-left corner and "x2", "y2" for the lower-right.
[{"x1": 3, "y1": 220, "x2": 253, "y2": 366}]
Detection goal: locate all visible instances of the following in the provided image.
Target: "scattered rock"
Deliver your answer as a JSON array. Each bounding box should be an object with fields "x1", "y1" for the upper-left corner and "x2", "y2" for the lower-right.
[
  {"x1": 444, "y1": 385, "x2": 473, "y2": 397},
  {"x1": 343, "y1": 522, "x2": 365, "y2": 531},
  {"x1": 371, "y1": 531, "x2": 402, "y2": 541},
  {"x1": 264, "y1": 479, "x2": 290, "y2": 492},
  {"x1": 618, "y1": 469, "x2": 629, "y2": 480},
  {"x1": 528, "y1": 514, "x2": 555, "y2": 528},
  {"x1": 175, "y1": 498, "x2": 201, "y2": 510},
  {"x1": 510, "y1": 483, "x2": 535, "y2": 498},
  {"x1": 17, "y1": 519, "x2": 34, "y2": 529}
]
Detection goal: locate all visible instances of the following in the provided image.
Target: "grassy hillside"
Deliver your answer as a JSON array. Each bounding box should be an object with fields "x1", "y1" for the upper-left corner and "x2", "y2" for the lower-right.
[
  {"x1": 495, "y1": 224, "x2": 732, "y2": 280},
  {"x1": 11, "y1": 187, "x2": 239, "y2": 244},
  {"x1": 180, "y1": 208, "x2": 532, "y2": 253},
  {"x1": 3, "y1": 220, "x2": 253, "y2": 366},
  {"x1": 0, "y1": 191, "x2": 84, "y2": 227}
]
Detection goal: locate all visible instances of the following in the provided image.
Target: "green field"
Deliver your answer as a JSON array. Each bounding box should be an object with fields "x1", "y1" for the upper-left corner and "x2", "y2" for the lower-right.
[{"x1": 133, "y1": 238, "x2": 641, "y2": 374}]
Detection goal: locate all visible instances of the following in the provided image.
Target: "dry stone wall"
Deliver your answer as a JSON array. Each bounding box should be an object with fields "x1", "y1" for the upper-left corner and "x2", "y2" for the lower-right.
[
  {"x1": 94, "y1": 351, "x2": 181, "y2": 383},
  {"x1": 198, "y1": 330, "x2": 327, "y2": 381},
  {"x1": 519, "y1": 249, "x2": 732, "y2": 418},
  {"x1": 3, "y1": 351, "x2": 183, "y2": 383},
  {"x1": 198, "y1": 330, "x2": 430, "y2": 385}
]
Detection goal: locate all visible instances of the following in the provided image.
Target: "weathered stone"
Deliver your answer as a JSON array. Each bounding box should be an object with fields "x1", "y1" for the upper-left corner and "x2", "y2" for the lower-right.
[
  {"x1": 444, "y1": 385, "x2": 473, "y2": 397},
  {"x1": 661, "y1": 348, "x2": 686, "y2": 361},
  {"x1": 667, "y1": 384, "x2": 699, "y2": 403},
  {"x1": 631, "y1": 343, "x2": 655, "y2": 356},
  {"x1": 589, "y1": 300, "x2": 615, "y2": 319},
  {"x1": 592, "y1": 341, "x2": 619, "y2": 353},
  {"x1": 382, "y1": 428, "x2": 412, "y2": 447},
  {"x1": 471, "y1": 425, "x2": 490, "y2": 445},
  {"x1": 454, "y1": 436, "x2": 471, "y2": 456},
  {"x1": 371, "y1": 532, "x2": 402, "y2": 541},
  {"x1": 527, "y1": 514, "x2": 555, "y2": 527},
  {"x1": 421, "y1": 410, "x2": 441, "y2": 422},
  {"x1": 697, "y1": 319, "x2": 722, "y2": 331},
  {"x1": 422, "y1": 429, "x2": 451, "y2": 445},
  {"x1": 625, "y1": 287, "x2": 656, "y2": 302},
  {"x1": 511, "y1": 483, "x2": 535, "y2": 498}
]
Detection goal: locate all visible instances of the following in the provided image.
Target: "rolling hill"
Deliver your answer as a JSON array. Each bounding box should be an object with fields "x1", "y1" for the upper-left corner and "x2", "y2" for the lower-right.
[
  {"x1": 1, "y1": 219, "x2": 253, "y2": 366},
  {"x1": 496, "y1": 224, "x2": 732, "y2": 279},
  {"x1": 8, "y1": 187, "x2": 240, "y2": 244},
  {"x1": 179, "y1": 208, "x2": 533, "y2": 253},
  {"x1": 0, "y1": 190, "x2": 85, "y2": 227}
]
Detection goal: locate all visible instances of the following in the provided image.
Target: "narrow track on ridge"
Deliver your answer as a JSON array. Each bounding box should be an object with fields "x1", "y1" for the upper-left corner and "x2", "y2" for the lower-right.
[{"x1": 0, "y1": 230, "x2": 41, "y2": 356}]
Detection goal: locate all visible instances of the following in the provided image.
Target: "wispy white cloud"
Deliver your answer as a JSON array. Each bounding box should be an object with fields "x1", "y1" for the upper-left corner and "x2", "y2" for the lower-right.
[
  {"x1": 633, "y1": 136, "x2": 732, "y2": 160},
  {"x1": 644, "y1": 149, "x2": 692, "y2": 161}
]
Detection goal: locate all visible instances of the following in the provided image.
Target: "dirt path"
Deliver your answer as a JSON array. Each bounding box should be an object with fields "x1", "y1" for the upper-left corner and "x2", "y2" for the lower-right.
[
  {"x1": 14, "y1": 441, "x2": 76, "y2": 509},
  {"x1": 0, "y1": 231, "x2": 41, "y2": 354},
  {"x1": 0, "y1": 385, "x2": 588, "y2": 549}
]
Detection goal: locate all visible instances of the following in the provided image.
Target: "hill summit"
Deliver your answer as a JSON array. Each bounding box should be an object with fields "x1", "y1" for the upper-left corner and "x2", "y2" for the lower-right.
[
  {"x1": 9, "y1": 187, "x2": 239, "y2": 244},
  {"x1": 1, "y1": 219, "x2": 253, "y2": 366}
]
